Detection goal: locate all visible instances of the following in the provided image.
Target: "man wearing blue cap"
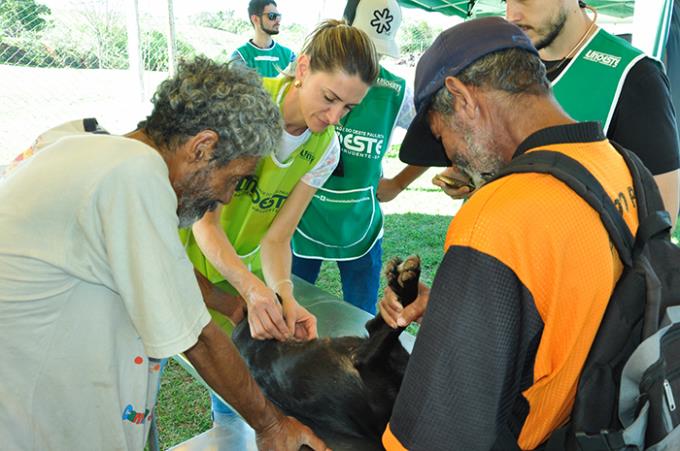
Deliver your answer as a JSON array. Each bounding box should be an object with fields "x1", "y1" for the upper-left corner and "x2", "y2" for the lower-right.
[
  {"x1": 433, "y1": 0, "x2": 679, "y2": 229},
  {"x1": 381, "y1": 17, "x2": 640, "y2": 450}
]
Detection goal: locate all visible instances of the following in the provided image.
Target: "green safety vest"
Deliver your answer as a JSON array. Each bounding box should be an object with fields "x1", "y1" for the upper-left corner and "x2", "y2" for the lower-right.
[
  {"x1": 234, "y1": 40, "x2": 294, "y2": 78},
  {"x1": 553, "y1": 27, "x2": 646, "y2": 132},
  {"x1": 292, "y1": 65, "x2": 406, "y2": 260},
  {"x1": 180, "y1": 77, "x2": 332, "y2": 329}
]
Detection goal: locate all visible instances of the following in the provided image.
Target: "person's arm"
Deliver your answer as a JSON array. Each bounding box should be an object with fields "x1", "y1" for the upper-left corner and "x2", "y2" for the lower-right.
[
  {"x1": 259, "y1": 134, "x2": 338, "y2": 339},
  {"x1": 260, "y1": 180, "x2": 318, "y2": 341},
  {"x1": 378, "y1": 83, "x2": 427, "y2": 202},
  {"x1": 654, "y1": 169, "x2": 680, "y2": 229},
  {"x1": 230, "y1": 49, "x2": 246, "y2": 66},
  {"x1": 185, "y1": 320, "x2": 327, "y2": 451},
  {"x1": 378, "y1": 165, "x2": 428, "y2": 202},
  {"x1": 192, "y1": 207, "x2": 291, "y2": 341},
  {"x1": 608, "y1": 57, "x2": 680, "y2": 224},
  {"x1": 194, "y1": 269, "x2": 246, "y2": 324},
  {"x1": 386, "y1": 246, "x2": 541, "y2": 449}
]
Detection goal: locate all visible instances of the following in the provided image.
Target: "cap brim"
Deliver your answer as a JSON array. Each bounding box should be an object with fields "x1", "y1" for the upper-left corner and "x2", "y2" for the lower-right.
[
  {"x1": 399, "y1": 107, "x2": 451, "y2": 167},
  {"x1": 374, "y1": 38, "x2": 400, "y2": 59}
]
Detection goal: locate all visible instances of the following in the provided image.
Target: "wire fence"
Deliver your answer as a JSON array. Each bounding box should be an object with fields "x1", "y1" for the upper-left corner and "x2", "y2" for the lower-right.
[{"x1": 0, "y1": 0, "x2": 441, "y2": 164}]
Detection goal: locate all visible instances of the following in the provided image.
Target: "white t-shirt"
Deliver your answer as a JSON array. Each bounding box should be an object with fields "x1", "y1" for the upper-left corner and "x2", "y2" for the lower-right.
[
  {"x1": 277, "y1": 127, "x2": 340, "y2": 189},
  {"x1": 0, "y1": 121, "x2": 211, "y2": 450},
  {"x1": 396, "y1": 83, "x2": 416, "y2": 129}
]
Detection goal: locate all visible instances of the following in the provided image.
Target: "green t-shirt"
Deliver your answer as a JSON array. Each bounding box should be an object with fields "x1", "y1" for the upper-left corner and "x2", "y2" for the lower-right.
[{"x1": 232, "y1": 40, "x2": 295, "y2": 78}]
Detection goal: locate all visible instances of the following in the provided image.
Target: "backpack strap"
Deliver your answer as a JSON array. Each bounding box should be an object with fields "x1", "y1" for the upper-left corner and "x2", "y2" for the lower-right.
[
  {"x1": 609, "y1": 141, "x2": 672, "y2": 246},
  {"x1": 492, "y1": 150, "x2": 635, "y2": 266}
]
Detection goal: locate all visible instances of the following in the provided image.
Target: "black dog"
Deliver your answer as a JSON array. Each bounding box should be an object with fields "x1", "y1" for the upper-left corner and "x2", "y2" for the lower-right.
[{"x1": 231, "y1": 256, "x2": 421, "y2": 444}]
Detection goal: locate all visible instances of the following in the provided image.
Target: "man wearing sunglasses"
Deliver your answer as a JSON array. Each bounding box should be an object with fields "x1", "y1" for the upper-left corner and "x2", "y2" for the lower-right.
[{"x1": 232, "y1": 0, "x2": 296, "y2": 78}]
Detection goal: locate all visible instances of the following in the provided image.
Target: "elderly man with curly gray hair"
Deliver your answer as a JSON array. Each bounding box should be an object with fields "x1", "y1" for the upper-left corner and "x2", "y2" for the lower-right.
[{"x1": 0, "y1": 56, "x2": 327, "y2": 451}]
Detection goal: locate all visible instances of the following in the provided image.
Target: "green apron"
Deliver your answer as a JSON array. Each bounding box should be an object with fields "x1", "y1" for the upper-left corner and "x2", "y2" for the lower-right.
[
  {"x1": 180, "y1": 77, "x2": 333, "y2": 329},
  {"x1": 553, "y1": 27, "x2": 646, "y2": 132},
  {"x1": 292, "y1": 66, "x2": 406, "y2": 260},
  {"x1": 234, "y1": 41, "x2": 294, "y2": 78}
]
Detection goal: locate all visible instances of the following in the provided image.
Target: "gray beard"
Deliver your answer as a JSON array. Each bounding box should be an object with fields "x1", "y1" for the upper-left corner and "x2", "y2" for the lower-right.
[
  {"x1": 175, "y1": 166, "x2": 219, "y2": 228},
  {"x1": 177, "y1": 197, "x2": 218, "y2": 228}
]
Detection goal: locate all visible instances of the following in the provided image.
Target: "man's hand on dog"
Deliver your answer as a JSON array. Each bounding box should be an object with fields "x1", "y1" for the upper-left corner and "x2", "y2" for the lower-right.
[
  {"x1": 379, "y1": 282, "x2": 430, "y2": 328},
  {"x1": 256, "y1": 413, "x2": 330, "y2": 451}
]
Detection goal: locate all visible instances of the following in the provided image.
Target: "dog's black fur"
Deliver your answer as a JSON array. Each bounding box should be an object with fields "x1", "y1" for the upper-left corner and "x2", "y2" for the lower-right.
[{"x1": 231, "y1": 256, "x2": 420, "y2": 442}]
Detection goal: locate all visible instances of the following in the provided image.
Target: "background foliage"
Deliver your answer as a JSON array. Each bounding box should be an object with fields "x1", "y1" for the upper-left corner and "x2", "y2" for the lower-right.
[{"x1": 0, "y1": 1, "x2": 439, "y2": 70}]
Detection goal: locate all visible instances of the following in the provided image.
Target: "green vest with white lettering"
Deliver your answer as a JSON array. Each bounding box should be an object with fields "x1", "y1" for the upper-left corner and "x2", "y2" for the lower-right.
[
  {"x1": 234, "y1": 40, "x2": 294, "y2": 78},
  {"x1": 553, "y1": 27, "x2": 646, "y2": 132},
  {"x1": 292, "y1": 65, "x2": 406, "y2": 260},
  {"x1": 180, "y1": 76, "x2": 332, "y2": 300}
]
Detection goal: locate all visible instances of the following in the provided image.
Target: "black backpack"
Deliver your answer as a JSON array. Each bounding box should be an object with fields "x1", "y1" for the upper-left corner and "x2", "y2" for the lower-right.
[{"x1": 492, "y1": 143, "x2": 680, "y2": 450}]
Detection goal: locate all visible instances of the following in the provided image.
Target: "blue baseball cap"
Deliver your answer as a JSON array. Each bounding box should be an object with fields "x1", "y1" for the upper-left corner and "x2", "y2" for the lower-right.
[{"x1": 399, "y1": 17, "x2": 538, "y2": 167}]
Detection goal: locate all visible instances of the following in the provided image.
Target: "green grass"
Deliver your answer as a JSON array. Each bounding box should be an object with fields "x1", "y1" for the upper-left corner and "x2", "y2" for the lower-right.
[
  {"x1": 384, "y1": 143, "x2": 401, "y2": 159},
  {"x1": 153, "y1": 359, "x2": 212, "y2": 448},
  {"x1": 153, "y1": 212, "x2": 452, "y2": 449}
]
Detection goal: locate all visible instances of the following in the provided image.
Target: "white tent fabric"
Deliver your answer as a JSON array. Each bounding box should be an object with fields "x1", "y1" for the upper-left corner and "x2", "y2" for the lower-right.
[{"x1": 633, "y1": 0, "x2": 674, "y2": 59}]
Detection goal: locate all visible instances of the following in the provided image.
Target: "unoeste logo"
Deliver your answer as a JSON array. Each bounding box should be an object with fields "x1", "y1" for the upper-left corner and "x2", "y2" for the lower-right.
[{"x1": 583, "y1": 50, "x2": 621, "y2": 68}]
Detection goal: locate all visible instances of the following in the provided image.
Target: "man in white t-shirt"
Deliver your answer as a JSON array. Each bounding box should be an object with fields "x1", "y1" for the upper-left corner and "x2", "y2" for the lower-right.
[{"x1": 0, "y1": 57, "x2": 327, "y2": 451}]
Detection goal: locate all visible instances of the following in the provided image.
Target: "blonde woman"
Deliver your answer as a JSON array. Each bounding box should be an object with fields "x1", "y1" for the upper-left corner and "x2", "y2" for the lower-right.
[{"x1": 180, "y1": 19, "x2": 379, "y2": 429}]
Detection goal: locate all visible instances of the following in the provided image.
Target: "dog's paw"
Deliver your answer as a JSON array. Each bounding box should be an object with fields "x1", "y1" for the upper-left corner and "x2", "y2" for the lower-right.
[
  {"x1": 385, "y1": 255, "x2": 421, "y2": 307},
  {"x1": 384, "y1": 256, "x2": 403, "y2": 292}
]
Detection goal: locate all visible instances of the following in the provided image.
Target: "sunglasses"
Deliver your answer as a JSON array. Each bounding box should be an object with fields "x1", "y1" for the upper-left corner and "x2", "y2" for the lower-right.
[{"x1": 262, "y1": 12, "x2": 282, "y2": 21}]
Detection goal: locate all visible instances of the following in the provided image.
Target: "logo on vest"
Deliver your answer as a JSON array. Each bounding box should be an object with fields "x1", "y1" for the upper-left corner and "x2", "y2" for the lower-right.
[
  {"x1": 235, "y1": 176, "x2": 288, "y2": 212},
  {"x1": 338, "y1": 131, "x2": 384, "y2": 158},
  {"x1": 376, "y1": 77, "x2": 402, "y2": 94},
  {"x1": 583, "y1": 50, "x2": 621, "y2": 68},
  {"x1": 300, "y1": 148, "x2": 316, "y2": 164}
]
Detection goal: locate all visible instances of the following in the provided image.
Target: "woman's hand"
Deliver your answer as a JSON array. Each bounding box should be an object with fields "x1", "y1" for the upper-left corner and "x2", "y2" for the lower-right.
[
  {"x1": 281, "y1": 294, "x2": 318, "y2": 341},
  {"x1": 244, "y1": 279, "x2": 292, "y2": 341}
]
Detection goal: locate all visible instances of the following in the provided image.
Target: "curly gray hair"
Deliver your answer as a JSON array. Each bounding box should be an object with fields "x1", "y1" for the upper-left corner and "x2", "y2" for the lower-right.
[{"x1": 142, "y1": 56, "x2": 281, "y2": 166}]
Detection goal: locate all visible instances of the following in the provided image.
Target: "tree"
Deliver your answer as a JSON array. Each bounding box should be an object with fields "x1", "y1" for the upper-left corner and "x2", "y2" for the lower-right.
[
  {"x1": 142, "y1": 30, "x2": 196, "y2": 72},
  {"x1": 192, "y1": 10, "x2": 250, "y2": 35},
  {"x1": 78, "y1": 0, "x2": 126, "y2": 69},
  {"x1": 399, "y1": 20, "x2": 437, "y2": 55},
  {"x1": 0, "y1": 0, "x2": 52, "y2": 37}
]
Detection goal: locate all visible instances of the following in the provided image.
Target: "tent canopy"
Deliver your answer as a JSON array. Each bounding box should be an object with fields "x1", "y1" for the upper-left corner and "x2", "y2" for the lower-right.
[{"x1": 397, "y1": 1, "x2": 634, "y2": 19}]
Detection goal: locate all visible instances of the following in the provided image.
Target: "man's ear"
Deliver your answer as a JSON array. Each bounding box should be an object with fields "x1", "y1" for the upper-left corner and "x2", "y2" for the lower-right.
[
  {"x1": 188, "y1": 130, "x2": 219, "y2": 164},
  {"x1": 444, "y1": 76, "x2": 478, "y2": 121}
]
